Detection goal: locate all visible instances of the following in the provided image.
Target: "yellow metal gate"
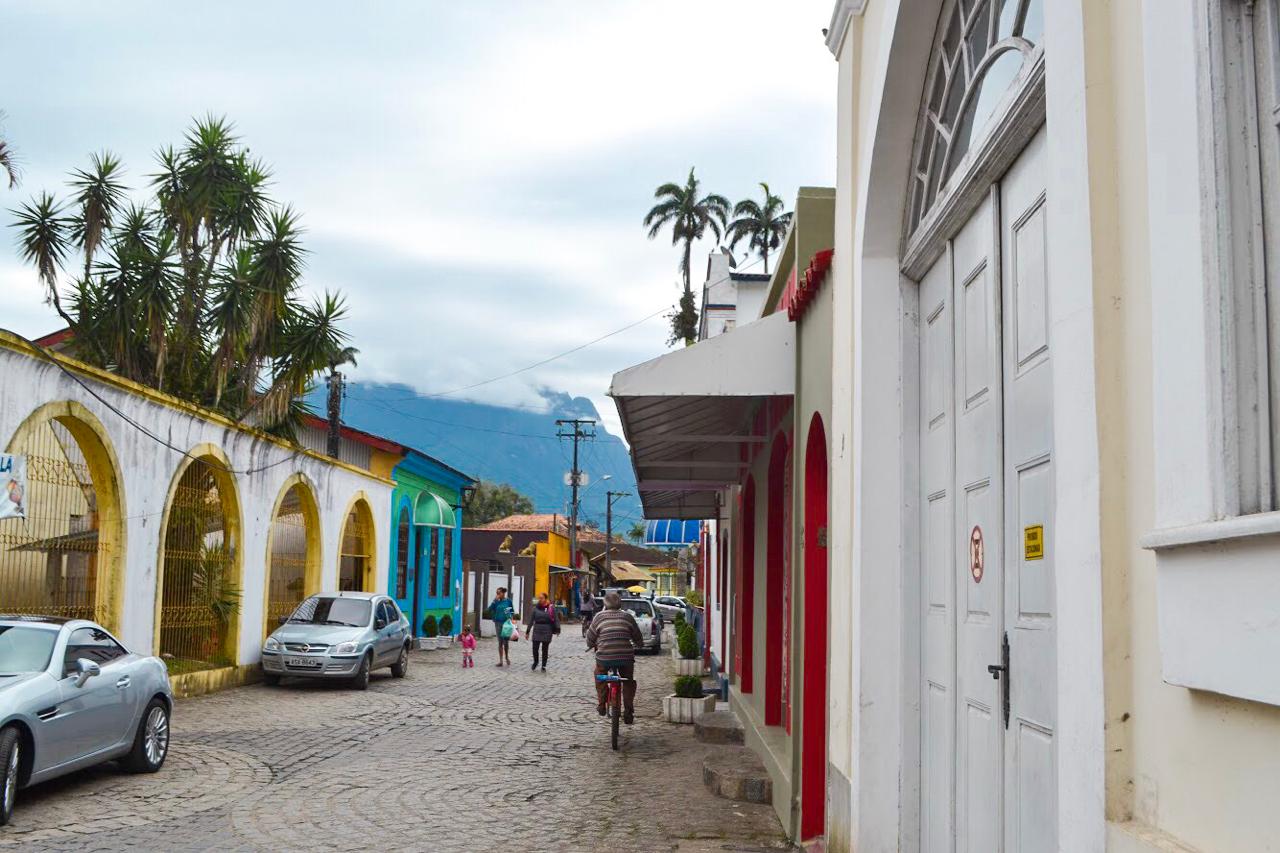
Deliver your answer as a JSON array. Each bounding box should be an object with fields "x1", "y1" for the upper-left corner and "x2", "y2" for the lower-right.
[
  {"x1": 159, "y1": 458, "x2": 239, "y2": 674},
  {"x1": 266, "y1": 485, "x2": 310, "y2": 633},
  {"x1": 0, "y1": 418, "x2": 106, "y2": 622}
]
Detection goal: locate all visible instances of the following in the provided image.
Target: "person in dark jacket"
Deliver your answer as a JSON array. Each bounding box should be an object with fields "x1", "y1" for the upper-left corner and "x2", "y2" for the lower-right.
[{"x1": 525, "y1": 592, "x2": 558, "y2": 671}]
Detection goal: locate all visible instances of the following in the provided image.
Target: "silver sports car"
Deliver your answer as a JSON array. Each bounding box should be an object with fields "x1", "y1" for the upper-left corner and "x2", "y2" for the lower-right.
[{"x1": 0, "y1": 616, "x2": 173, "y2": 825}]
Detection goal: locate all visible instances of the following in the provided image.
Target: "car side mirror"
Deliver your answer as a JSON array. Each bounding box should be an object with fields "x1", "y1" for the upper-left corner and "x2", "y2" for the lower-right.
[
  {"x1": 72, "y1": 658, "x2": 100, "y2": 688},
  {"x1": 374, "y1": 618, "x2": 387, "y2": 630}
]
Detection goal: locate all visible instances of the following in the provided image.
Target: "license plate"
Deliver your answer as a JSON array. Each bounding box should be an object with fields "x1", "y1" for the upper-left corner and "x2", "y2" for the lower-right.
[{"x1": 285, "y1": 656, "x2": 321, "y2": 668}]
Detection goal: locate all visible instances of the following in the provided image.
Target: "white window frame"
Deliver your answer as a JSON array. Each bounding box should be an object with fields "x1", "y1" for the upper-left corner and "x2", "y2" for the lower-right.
[{"x1": 1142, "y1": 0, "x2": 1280, "y2": 707}]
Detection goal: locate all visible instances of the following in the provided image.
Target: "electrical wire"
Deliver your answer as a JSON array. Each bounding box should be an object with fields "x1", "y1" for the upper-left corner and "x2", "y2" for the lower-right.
[
  {"x1": 356, "y1": 254, "x2": 767, "y2": 405},
  {"x1": 4, "y1": 327, "x2": 307, "y2": 477}
]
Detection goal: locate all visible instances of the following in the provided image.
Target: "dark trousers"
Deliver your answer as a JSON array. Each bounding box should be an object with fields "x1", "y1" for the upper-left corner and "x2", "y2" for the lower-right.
[
  {"x1": 531, "y1": 640, "x2": 550, "y2": 668},
  {"x1": 594, "y1": 660, "x2": 636, "y2": 715}
]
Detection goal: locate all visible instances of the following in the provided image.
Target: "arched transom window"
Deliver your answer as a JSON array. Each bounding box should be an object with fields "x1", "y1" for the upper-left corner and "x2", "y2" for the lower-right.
[{"x1": 907, "y1": 0, "x2": 1044, "y2": 236}]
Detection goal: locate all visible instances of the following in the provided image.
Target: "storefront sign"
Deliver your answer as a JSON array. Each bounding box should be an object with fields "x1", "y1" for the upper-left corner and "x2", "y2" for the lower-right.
[{"x1": 0, "y1": 454, "x2": 26, "y2": 520}]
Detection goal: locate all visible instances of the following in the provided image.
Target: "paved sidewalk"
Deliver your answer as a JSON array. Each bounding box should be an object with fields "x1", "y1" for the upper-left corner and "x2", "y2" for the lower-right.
[{"x1": 0, "y1": 631, "x2": 788, "y2": 852}]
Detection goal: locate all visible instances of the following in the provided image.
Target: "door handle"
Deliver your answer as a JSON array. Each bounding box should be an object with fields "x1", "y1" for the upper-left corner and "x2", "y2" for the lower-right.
[
  {"x1": 115, "y1": 676, "x2": 131, "y2": 689},
  {"x1": 986, "y1": 631, "x2": 1010, "y2": 730}
]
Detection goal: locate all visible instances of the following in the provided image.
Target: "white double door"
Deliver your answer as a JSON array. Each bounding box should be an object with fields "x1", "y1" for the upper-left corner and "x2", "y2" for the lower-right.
[{"x1": 919, "y1": 128, "x2": 1056, "y2": 853}]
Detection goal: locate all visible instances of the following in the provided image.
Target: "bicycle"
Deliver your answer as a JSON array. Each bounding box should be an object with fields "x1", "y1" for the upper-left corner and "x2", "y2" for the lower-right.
[{"x1": 595, "y1": 664, "x2": 634, "y2": 751}]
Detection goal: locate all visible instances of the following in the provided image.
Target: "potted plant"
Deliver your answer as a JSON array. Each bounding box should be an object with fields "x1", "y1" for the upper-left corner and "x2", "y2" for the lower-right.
[
  {"x1": 420, "y1": 614, "x2": 439, "y2": 649},
  {"x1": 662, "y1": 674, "x2": 715, "y2": 723},
  {"x1": 675, "y1": 623, "x2": 704, "y2": 676},
  {"x1": 438, "y1": 614, "x2": 453, "y2": 644}
]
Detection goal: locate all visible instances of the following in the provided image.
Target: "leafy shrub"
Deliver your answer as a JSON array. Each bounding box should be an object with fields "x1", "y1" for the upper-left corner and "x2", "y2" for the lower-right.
[
  {"x1": 677, "y1": 624, "x2": 699, "y2": 660},
  {"x1": 422, "y1": 615, "x2": 438, "y2": 638},
  {"x1": 674, "y1": 675, "x2": 704, "y2": 699},
  {"x1": 439, "y1": 614, "x2": 453, "y2": 636},
  {"x1": 483, "y1": 605, "x2": 494, "y2": 620},
  {"x1": 673, "y1": 612, "x2": 686, "y2": 629},
  {"x1": 684, "y1": 589, "x2": 704, "y2": 608}
]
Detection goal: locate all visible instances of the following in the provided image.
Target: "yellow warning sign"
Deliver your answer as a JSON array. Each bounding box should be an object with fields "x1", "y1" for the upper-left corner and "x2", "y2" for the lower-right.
[{"x1": 1024, "y1": 524, "x2": 1044, "y2": 561}]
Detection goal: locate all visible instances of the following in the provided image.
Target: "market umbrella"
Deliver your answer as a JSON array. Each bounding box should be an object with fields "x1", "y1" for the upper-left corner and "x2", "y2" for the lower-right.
[{"x1": 627, "y1": 585, "x2": 647, "y2": 594}]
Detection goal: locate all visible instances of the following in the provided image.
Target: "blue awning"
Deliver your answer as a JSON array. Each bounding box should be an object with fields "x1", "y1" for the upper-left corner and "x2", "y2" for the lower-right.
[{"x1": 644, "y1": 519, "x2": 702, "y2": 549}]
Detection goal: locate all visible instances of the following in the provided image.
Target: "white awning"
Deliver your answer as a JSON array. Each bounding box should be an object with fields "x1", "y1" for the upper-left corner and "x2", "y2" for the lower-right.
[{"x1": 608, "y1": 311, "x2": 794, "y2": 520}]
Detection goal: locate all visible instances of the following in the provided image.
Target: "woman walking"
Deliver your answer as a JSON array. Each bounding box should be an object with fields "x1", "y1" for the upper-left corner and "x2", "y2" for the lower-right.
[{"x1": 526, "y1": 592, "x2": 559, "y2": 672}]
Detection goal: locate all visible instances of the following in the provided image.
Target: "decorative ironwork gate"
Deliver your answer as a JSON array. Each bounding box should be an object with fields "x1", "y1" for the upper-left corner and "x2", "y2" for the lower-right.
[
  {"x1": 339, "y1": 505, "x2": 370, "y2": 592},
  {"x1": 159, "y1": 458, "x2": 238, "y2": 674},
  {"x1": 266, "y1": 485, "x2": 310, "y2": 634},
  {"x1": 0, "y1": 418, "x2": 107, "y2": 622}
]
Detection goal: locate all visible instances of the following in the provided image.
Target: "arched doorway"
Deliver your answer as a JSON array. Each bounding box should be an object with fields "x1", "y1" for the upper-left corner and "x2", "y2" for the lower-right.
[
  {"x1": 158, "y1": 452, "x2": 241, "y2": 673},
  {"x1": 264, "y1": 477, "x2": 320, "y2": 636},
  {"x1": 801, "y1": 414, "x2": 829, "y2": 841},
  {"x1": 764, "y1": 431, "x2": 790, "y2": 727},
  {"x1": 339, "y1": 498, "x2": 375, "y2": 592},
  {"x1": 1, "y1": 402, "x2": 124, "y2": 630}
]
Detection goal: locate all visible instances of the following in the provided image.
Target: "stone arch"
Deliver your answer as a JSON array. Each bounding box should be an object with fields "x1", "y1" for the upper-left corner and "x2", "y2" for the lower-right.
[
  {"x1": 338, "y1": 493, "x2": 376, "y2": 592},
  {"x1": 800, "y1": 412, "x2": 830, "y2": 841},
  {"x1": 764, "y1": 430, "x2": 791, "y2": 727},
  {"x1": 261, "y1": 473, "x2": 322, "y2": 637},
  {"x1": 155, "y1": 444, "x2": 243, "y2": 673},
  {"x1": 1, "y1": 401, "x2": 126, "y2": 631}
]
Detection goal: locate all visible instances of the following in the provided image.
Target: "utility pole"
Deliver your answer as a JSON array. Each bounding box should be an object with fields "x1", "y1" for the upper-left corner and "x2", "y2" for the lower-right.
[
  {"x1": 325, "y1": 367, "x2": 345, "y2": 459},
  {"x1": 556, "y1": 418, "x2": 596, "y2": 593},
  {"x1": 605, "y1": 490, "x2": 632, "y2": 587}
]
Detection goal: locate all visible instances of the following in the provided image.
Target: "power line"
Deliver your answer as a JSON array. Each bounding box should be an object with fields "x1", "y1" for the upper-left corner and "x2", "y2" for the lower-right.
[{"x1": 352, "y1": 254, "x2": 767, "y2": 405}]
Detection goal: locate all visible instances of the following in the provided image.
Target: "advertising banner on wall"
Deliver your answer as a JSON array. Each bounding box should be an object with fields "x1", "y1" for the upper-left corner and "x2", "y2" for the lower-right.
[{"x1": 0, "y1": 454, "x2": 28, "y2": 520}]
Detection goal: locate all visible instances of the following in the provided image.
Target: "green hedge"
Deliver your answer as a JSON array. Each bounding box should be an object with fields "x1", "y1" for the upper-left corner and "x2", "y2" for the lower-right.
[
  {"x1": 674, "y1": 675, "x2": 703, "y2": 699},
  {"x1": 677, "y1": 623, "x2": 699, "y2": 660},
  {"x1": 439, "y1": 614, "x2": 453, "y2": 636},
  {"x1": 422, "y1": 614, "x2": 438, "y2": 637}
]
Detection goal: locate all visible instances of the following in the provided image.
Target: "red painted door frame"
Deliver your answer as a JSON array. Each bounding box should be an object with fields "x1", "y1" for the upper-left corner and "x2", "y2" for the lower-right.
[
  {"x1": 740, "y1": 477, "x2": 756, "y2": 693},
  {"x1": 764, "y1": 431, "x2": 789, "y2": 727},
  {"x1": 801, "y1": 414, "x2": 829, "y2": 841}
]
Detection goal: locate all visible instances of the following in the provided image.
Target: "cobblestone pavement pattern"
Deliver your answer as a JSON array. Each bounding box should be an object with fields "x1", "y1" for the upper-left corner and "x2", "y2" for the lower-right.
[{"x1": 0, "y1": 631, "x2": 788, "y2": 852}]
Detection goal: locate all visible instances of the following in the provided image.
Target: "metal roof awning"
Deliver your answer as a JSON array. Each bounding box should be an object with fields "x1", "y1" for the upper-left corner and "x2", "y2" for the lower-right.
[
  {"x1": 609, "y1": 311, "x2": 794, "y2": 520},
  {"x1": 608, "y1": 561, "x2": 658, "y2": 583},
  {"x1": 548, "y1": 563, "x2": 591, "y2": 575},
  {"x1": 413, "y1": 491, "x2": 456, "y2": 527}
]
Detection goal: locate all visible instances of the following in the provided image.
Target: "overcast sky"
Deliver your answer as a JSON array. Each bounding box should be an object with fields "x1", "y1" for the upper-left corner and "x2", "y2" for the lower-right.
[{"x1": 1, "y1": 1, "x2": 836, "y2": 436}]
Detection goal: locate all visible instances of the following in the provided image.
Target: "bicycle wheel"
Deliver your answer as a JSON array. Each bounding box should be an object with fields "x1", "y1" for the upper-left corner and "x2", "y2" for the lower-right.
[{"x1": 610, "y1": 686, "x2": 621, "y2": 751}]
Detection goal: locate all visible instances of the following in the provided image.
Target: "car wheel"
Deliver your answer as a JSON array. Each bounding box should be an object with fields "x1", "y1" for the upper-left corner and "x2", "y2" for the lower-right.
[
  {"x1": 390, "y1": 644, "x2": 409, "y2": 678},
  {"x1": 350, "y1": 653, "x2": 371, "y2": 691},
  {"x1": 123, "y1": 698, "x2": 169, "y2": 773},
  {"x1": 0, "y1": 727, "x2": 20, "y2": 826},
  {"x1": 262, "y1": 673, "x2": 281, "y2": 686}
]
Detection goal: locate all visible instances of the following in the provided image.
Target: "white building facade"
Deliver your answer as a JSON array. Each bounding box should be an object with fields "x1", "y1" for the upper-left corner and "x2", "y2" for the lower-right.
[
  {"x1": 826, "y1": 1, "x2": 1280, "y2": 851},
  {"x1": 0, "y1": 332, "x2": 392, "y2": 697}
]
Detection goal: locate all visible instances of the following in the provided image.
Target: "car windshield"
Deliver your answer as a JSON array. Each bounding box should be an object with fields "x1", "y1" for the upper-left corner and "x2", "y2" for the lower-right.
[
  {"x1": 288, "y1": 597, "x2": 371, "y2": 628},
  {"x1": 620, "y1": 600, "x2": 654, "y2": 618},
  {"x1": 0, "y1": 626, "x2": 58, "y2": 674}
]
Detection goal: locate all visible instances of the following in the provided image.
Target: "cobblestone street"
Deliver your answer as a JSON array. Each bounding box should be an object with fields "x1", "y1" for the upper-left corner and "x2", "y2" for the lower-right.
[{"x1": 0, "y1": 632, "x2": 787, "y2": 852}]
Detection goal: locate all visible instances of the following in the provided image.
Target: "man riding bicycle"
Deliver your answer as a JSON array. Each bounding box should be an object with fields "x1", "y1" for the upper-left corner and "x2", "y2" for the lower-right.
[{"x1": 584, "y1": 591, "x2": 644, "y2": 724}]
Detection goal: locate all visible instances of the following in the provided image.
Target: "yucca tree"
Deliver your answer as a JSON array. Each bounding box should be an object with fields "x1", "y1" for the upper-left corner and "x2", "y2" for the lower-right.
[
  {"x1": 643, "y1": 167, "x2": 730, "y2": 345},
  {"x1": 9, "y1": 115, "x2": 353, "y2": 438},
  {"x1": 726, "y1": 182, "x2": 792, "y2": 275},
  {"x1": 0, "y1": 115, "x2": 17, "y2": 189}
]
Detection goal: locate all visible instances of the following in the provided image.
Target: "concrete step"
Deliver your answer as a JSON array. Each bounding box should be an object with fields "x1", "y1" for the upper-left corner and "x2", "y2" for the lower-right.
[
  {"x1": 703, "y1": 746, "x2": 772, "y2": 804},
  {"x1": 695, "y1": 709, "x2": 744, "y2": 744}
]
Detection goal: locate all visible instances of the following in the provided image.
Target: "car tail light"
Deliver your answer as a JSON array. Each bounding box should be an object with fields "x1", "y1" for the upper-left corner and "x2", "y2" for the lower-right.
[{"x1": 651, "y1": 621, "x2": 659, "y2": 635}]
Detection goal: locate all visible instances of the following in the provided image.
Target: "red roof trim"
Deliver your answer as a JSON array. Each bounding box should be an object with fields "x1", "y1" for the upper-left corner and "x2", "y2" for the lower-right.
[
  {"x1": 300, "y1": 414, "x2": 403, "y2": 453},
  {"x1": 34, "y1": 328, "x2": 74, "y2": 347},
  {"x1": 784, "y1": 248, "x2": 834, "y2": 322}
]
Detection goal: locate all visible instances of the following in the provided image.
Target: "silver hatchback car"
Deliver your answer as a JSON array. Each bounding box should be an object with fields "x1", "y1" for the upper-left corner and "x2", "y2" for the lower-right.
[
  {"x1": 0, "y1": 616, "x2": 173, "y2": 825},
  {"x1": 261, "y1": 592, "x2": 411, "y2": 690}
]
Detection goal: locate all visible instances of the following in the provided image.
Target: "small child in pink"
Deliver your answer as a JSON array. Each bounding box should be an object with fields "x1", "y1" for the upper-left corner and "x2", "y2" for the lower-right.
[{"x1": 459, "y1": 624, "x2": 477, "y2": 668}]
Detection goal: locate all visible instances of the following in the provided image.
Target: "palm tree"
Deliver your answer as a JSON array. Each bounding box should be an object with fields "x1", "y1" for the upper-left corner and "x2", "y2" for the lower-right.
[
  {"x1": 726, "y1": 182, "x2": 792, "y2": 275},
  {"x1": 0, "y1": 112, "x2": 19, "y2": 189},
  {"x1": 9, "y1": 115, "x2": 350, "y2": 439},
  {"x1": 643, "y1": 168, "x2": 730, "y2": 345}
]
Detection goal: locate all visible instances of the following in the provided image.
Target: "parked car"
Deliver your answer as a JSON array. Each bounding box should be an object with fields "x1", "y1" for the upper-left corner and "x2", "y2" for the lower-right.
[
  {"x1": 261, "y1": 592, "x2": 411, "y2": 690},
  {"x1": 653, "y1": 595, "x2": 687, "y2": 621},
  {"x1": 0, "y1": 615, "x2": 173, "y2": 826},
  {"x1": 595, "y1": 597, "x2": 662, "y2": 654}
]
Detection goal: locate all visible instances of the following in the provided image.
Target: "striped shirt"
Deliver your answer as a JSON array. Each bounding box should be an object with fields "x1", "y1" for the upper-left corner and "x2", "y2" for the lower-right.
[{"x1": 584, "y1": 608, "x2": 643, "y2": 663}]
